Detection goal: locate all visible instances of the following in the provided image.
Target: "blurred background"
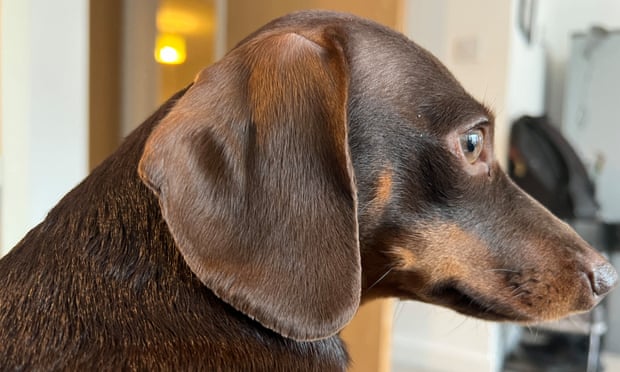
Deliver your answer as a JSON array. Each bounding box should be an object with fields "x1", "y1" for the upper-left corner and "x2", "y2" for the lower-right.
[{"x1": 1, "y1": 0, "x2": 619, "y2": 371}]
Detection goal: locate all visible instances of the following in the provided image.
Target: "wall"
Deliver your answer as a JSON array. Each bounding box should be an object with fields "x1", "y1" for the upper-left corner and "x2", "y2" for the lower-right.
[
  {"x1": 505, "y1": 1, "x2": 546, "y2": 123},
  {"x1": 0, "y1": 0, "x2": 29, "y2": 255},
  {"x1": 1, "y1": 0, "x2": 89, "y2": 254},
  {"x1": 392, "y1": 302, "x2": 501, "y2": 372}
]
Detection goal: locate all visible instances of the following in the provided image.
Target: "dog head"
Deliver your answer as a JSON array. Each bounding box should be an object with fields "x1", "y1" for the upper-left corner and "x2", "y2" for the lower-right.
[{"x1": 138, "y1": 11, "x2": 617, "y2": 341}]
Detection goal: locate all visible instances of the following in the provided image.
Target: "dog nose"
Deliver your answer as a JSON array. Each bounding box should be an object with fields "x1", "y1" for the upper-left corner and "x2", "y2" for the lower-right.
[{"x1": 589, "y1": 263, "x2": 618, "y2": 296}]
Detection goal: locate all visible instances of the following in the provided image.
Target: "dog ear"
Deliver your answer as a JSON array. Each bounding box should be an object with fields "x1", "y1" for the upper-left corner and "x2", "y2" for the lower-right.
[{"x1": 138, "y1": 27, "x2": 360, "y2": 341}]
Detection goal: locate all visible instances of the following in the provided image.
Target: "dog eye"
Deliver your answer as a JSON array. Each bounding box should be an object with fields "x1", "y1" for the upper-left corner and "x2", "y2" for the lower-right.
[{"x1": 459, "y1": 129, "x2": 483, "y2": 163}]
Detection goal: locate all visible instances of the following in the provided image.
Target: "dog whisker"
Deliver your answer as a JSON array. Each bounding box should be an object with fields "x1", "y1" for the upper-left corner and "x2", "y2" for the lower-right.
[
  {"x1": 442, "y1": 315, "x2": 469, "y2": 337},
  {"x1": 486, "y1": 268, "x2": 520, "y2": 273},
  {"x1": 512, "y1": 292, "x2": 528, "y2": 299},
  {"x1": 567, "y1": 315, "x2": 581, "y2": 330},
  {"x1": 367, "y1": 267, "x2": 394, "y2": 291},
  {"x1": 509, "y1": 285, "x2": 524, "y2": 296},
  {"x1": 392, "y1": 300, "x2": 405, "y2": 326}
]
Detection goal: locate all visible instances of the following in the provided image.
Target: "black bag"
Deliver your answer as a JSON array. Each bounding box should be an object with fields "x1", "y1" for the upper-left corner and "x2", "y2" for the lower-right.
[{"x1": 508, "y1": 116, "x2": 598, "y2": 220}]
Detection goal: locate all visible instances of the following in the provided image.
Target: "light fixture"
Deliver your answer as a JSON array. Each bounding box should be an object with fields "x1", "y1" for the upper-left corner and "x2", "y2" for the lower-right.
[{"x1": 154, "y1": 33, "x2": 187, "y2": 65}]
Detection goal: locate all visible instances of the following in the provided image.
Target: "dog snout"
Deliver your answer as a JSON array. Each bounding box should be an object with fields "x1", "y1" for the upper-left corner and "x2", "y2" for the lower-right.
[{"x1": 588, "y1": 262, "x2": 618, "y2": 297}]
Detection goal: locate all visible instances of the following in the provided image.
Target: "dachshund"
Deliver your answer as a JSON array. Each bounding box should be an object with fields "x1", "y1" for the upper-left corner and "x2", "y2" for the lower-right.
[{"x1": 0, "y1": 10, "x2": 617, "y2": 371}]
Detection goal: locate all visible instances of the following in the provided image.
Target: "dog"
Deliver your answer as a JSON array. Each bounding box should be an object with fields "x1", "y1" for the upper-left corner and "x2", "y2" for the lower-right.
[{"x1": 0, "y1": 10, "x2": 617, "y2": 371}]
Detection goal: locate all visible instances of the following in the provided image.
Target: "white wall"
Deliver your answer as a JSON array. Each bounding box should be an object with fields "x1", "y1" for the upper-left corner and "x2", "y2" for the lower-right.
[
  {"x1": 405, "y1": 0, "x2": 519, "y2": 166},
  {"x1": 0, "y1": 0, "x2": 89, "y2": 254},
  {"x1": 392, "y1": 302, "x2": 501, "y2": 372},
  {"x1": 0, "y1": 0, "x2": 31, "y2": 254},
  {"x1": 505, "y1": 1, "x2": 546, "y2": 122}
]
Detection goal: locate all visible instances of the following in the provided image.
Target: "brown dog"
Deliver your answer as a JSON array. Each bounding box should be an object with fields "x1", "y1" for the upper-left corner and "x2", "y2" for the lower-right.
[{"x1": 0, "y1": 10, "x2": 617, "y2": 371}]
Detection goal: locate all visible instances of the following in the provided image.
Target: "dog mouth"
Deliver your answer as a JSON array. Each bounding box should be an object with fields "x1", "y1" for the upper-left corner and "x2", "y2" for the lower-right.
[{"x1": 425, "y1": 281, "x2": 534, "y2": 322}]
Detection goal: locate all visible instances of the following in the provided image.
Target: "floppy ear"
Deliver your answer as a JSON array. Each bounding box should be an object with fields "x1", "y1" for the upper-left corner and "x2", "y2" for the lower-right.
[{"x1": 138, "y1": 27, "x2": 360, "y2": 341}]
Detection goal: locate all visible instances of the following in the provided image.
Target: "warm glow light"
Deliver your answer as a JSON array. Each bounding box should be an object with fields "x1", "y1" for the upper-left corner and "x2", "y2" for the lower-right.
[
  {"x1": 155, "y1": 34, "x2": 186, "y2": 65},
  {"x1": 158, "y1": 46, "x2": 180, "y2": 64}
]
